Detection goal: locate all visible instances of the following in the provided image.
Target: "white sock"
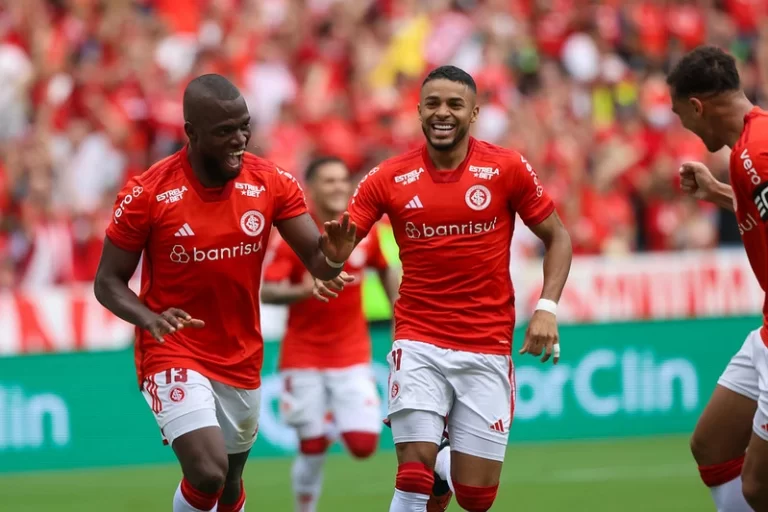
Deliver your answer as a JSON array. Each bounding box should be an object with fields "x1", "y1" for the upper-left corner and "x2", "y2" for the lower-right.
[
  {"x1": 434, "y1": 446, "x2": 454, "y2": 494},
  {"x1": 292, "y1": 454, "x2": 325, "y2": 512},
  {"x1": 711, "y1": 477, "x2": 754, "y2": 511},
  {"x1": 174, "y1": 483, "x2": 215, "y2": 512},
  {"x1": 388, "y1": 489, "x2": 429, "y2": 512}
]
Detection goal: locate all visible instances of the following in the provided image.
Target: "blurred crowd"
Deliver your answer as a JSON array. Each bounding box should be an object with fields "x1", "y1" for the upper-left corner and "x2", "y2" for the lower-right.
[{"x1": 0, "y1": 0, "x2": 766, "y2": 290}]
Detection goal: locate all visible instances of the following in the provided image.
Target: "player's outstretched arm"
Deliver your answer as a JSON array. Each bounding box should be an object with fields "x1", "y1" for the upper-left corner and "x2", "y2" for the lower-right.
[
  {"x1": 261, "y1": 274, "x2": 315, "y2": 305},
  {"x1": 94, "y1": 239, "x2": 203, "y2": 343},
  {"x1": 519, "y1": 211, "x2": 572, "y2": 364},
  {"x1": 679, "y1": 162, "x2": 735, "y2": 212},
  {"x1": 275, "y1": 212, "x2": 358, "y2": 281}
]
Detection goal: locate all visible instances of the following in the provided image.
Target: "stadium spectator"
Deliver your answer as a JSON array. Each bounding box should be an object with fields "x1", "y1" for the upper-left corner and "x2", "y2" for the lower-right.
[{"x1": 1, "y1": 0, "x2": 767, "y2": 287}]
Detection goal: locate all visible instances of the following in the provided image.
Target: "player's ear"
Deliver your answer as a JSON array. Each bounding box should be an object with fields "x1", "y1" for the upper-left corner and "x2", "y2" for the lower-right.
[
  {"x1": 184, "y1": 122, "x2": 195, "y2": 142},
  {"x1": 470, "y1": 105, "x2": 479, "y2": 124},
  {"x1": 689, "y1": 97, "x2": 703, "y2": 116},
  {"x1": 417, "y1": 103, "x2": 422, "y2": 123}
]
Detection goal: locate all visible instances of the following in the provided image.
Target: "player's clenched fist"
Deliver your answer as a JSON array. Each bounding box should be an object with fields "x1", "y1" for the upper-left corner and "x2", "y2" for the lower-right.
[
  {"x1": 519, "y1": 310, "x2": 560, "y2": 364},
  {"x1": 143, "y1": 308, "x2": 205, "y2": 343},
  {"x1": 679, "y1": 162, "x2": 720, "y2": 201},
  {"x1": 313, "y1": 272, "x2": 356, "y2": 302}
]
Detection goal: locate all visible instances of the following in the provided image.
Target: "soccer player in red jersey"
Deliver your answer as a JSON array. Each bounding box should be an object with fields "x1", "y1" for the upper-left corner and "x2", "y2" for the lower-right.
[
  {"x1": 315, "y1": 66, "x2": 573, "y2": 512},
  {"x1": 93, "y1": 75, "x2": 357, "y2": 512},
  {"x1": 261, "y1": 156, "x2": 400, "y2": 512},
  {"x1": 669, "y1": 46, "x2": 768, "y2": 511}
]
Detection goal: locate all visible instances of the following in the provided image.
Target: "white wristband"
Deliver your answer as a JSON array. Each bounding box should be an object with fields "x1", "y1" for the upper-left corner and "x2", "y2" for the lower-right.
[
  {"x1": 535, "y1": 298, "x2": 557, "y2": 316},
  {"x1": 325, "y1": 256, "x2": 345, "y2": 269}
]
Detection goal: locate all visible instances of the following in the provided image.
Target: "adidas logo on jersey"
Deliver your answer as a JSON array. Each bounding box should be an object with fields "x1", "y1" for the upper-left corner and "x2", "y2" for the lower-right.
[
  {"x1": 174, "y1": 223, "x2": 195, "y2": 237},
  {"x1": 405, "y1": 196, "x2": 424, "y2": 209},
  {"x1": 489, "y1": 420, "x2": 505, "y2": 433}
]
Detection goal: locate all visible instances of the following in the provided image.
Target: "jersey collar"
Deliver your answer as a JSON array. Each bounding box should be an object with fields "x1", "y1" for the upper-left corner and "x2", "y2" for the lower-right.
[
  {"x1": 421, "y1": 137, "x2": 476, "y2": 184},
  {"x1": 180, "y1": 145, "x2": 235, "y2": 202}
]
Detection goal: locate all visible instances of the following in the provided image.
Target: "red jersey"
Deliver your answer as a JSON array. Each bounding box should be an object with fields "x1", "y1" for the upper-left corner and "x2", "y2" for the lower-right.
[
  {"x1": 731, "y1": 107, "x2": 768, "y2": 346},
  {"x1": 264, "y1": 223, "x2": 389, "y2": 370},
  {"x1": 105, "y1": 146, "x2": 307, "y2": 388},
  {"x1": 348, "y1": 138, "x2": 555, "y2": 355}
]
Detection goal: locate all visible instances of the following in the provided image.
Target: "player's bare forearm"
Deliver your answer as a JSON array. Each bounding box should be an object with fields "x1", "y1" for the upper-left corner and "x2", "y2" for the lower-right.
[
  {"x1": 93, "y1": 239, "x2": 157, "y2": 330},
  {"x1": 711, "y1": 181, "x2": 736, "y2": 212},
  {"x1": 276, "y1": 214, "x2": 344, "y2": 281},
  {"x1": 378, "y1": 266, "x2": 401, "y2": 305},
  {"x1": 530, "y1": 212, "x2": 573, "y2": 302},
  {"x1": 260, "y1": 282, "x2": 311, "y2": 305}
]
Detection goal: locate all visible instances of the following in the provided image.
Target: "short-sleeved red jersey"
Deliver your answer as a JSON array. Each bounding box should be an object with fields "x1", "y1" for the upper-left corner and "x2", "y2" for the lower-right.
[
  {"x1": 730, "y1": 107, "x2": 768, "y2": 346},
  {"x1": 348, "y1": 137, "x2": 555, "y2": 355},
  {"x1": 264, "y1": 222, "x2": 389, "y2": 370},
  {"x1": 106, "y1": 146, "x2": 307, "y2": 388}
]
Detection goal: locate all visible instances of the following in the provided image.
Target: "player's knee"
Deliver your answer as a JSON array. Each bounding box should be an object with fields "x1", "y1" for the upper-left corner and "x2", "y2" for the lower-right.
[
  {"x1": 341, "y1": 431, "x2": 378, "y2": 459},
  {"x1": 394, "y1": 462, "x2": 434, "y2": 495},
  {"x1": 186, "y1": 456, "x2": 229, "y2": 493},
  {"x1": 453, "y1": 482, "x2": 498, "y2": 512},
  {"x1": 300, "y1": 436, "x2": 329, "y2": 456},
  {"x1": 690, "y1": 429, "x2": 711, "y2": 464}
]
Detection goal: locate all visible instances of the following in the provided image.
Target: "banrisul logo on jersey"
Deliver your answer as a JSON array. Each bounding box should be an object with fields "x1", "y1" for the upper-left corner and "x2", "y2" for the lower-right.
[{"x1": 404, "y1": 217, "x2": 498, "y2": 239}]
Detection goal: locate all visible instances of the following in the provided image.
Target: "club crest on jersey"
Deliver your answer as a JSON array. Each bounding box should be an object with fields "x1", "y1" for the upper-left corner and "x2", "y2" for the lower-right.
[
  {"x1": 465, "y1": 185, "x2": 492, "y2": 211},
  {"x1": 156, "y1": 186, "x2": 187, "y2": 204},
  {"x1": 394, "y1": 168, "x2": 424, "y2": 186},
  {"x1": 235, "y1": 182, "x2": 266, "y2": 198},
  {"x1": 240, "y1": 210, "x2": 266, "y2": 237},
  {"x1": 469, "y1": 166, "x2": 499, "y2": 180}
]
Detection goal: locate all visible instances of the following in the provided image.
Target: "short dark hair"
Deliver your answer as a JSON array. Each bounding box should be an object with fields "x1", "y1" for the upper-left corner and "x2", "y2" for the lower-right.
[
  {"x1": 183, "y1": 74, "x2": 241, "y2": 122},
  {"x1": 666, "y1": 46, "x2": 740, "y2": 98},
  {"x1": 305, "y1": 156, "x2": 345, "y2": 182},
  {"x1": 422, "y1": 65, "x2": 477, "y2": 93}
]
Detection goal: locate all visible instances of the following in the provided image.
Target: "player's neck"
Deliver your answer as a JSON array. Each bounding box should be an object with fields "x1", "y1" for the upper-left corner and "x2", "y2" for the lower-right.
[
  {"x1": 723, "y1": 94, "x2": 755, "y2": 148},
  {"x1": 427, "y1": 136, "x2": 470, "y2": 171},
  {"x1": 188, "y1": 148, "x2": 229, "y2": 188}
]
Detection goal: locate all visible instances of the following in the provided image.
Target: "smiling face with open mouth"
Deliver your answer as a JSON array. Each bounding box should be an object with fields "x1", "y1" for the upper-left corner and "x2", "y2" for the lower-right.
[
  {"x1": 187, "y1": 94, "x2": 252, "y2": 184},
  {"x1": 418, "y1": 78, "x2": 478, "y2": 152}
]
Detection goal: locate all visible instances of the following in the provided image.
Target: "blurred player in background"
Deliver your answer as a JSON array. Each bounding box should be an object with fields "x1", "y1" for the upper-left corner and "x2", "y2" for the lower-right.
[
  {"x1": 262, "y1": 156, "x2": 400, "y2": 512},
  {"x1": 670, "y1": 46, "x2": 768, "y2": 511},
  {"x1": 315, "y1": 66, "x2": 573, "y2": 512},
  {"x1": 93, "y1": 74, "x2": 357, "y2": 512}
]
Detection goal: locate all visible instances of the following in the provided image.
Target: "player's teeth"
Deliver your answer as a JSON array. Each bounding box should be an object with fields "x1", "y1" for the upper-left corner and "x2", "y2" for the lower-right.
[{"x1": 230, "y1": 150, "x2": 244, "y2": 156}]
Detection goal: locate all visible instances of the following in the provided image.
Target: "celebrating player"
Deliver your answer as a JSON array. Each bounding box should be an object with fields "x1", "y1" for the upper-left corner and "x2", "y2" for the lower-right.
[
  {"x1": 93, "y1": 75, "x2": 356, "y2": 512},
  {"x1": 261, "y1": 156, "x2": 400, "y2": 512},
  {"x1": 670, "y1": 46, "x2": 768, "y2": 511},
  {"x1": 315, "y1": 66, "x2": 572, "y2": 512}
]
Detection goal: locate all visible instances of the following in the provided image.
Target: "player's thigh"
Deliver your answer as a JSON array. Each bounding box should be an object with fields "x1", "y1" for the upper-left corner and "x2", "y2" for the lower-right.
[
  {"x1": 390, "y1": 409, "x2": 445, "y2": 467},
  {"x1": 743, "y1": 432, "x2": 768, "y2": 506},
  {"x1": 388, "y1": 340, "x2": 453, "y2": 419},
  {"x1": 445, "y1": 352, "x2": 512, "y2": 486},
  {"x1": 692, "y1": 332, "x2": 760, "y2": 465},
  {"x1": 279, "y1": 369, "x2": 327, "y2": 440},
  {"x1": 141, "y1": 369, "x2": 227, "y2": 483},
  {"x1": 210, "y1": 380, "x2": 262, "y2": 455},
  {"x1": 327, "y1": 364, "x2": 382, "y2": 434}
]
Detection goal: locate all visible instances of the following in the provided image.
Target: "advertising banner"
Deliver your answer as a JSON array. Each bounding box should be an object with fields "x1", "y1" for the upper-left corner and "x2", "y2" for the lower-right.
[{"x1": 0, "y1": 316, "x2": 756, "y2": 473}]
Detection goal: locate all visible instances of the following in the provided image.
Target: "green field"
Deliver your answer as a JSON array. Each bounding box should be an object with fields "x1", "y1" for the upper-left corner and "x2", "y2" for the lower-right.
[{"x1": 0, "y1": 435, "x2": 711, "y2": 511}]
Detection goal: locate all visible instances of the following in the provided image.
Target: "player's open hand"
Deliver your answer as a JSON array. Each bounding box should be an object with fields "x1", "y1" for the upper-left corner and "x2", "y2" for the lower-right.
[
  {"x1": 144, "y1": 308, "x2": 205, "y2": 343},
  {"x1": 320, "y1": 212, "x2": 357, "y2": 266},
  {"x1": 679, "y1": 162, "x2": 720, "y2": 202},
  {"x1": 519, "y1": 310, "x2": 560, "y2": 364},
  {"x1": 312, "y1": 272, "x2": 356, "y2": 302}
]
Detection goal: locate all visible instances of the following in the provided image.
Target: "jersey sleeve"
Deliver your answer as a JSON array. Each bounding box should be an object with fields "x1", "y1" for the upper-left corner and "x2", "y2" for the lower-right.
[
  {"x1": 508, "y1": 154, "x2": 556, "y2": 227},
  {"x1": 743, "y1": 142, "x2": 768, "y2": 221},
  {"x1": 105, "y1": 176, "x2": 151, "y2": 252},
  {"x1": 348, "y1": 166, "x2": 387, "y2": 239},
  {"x1": 263, "y1": 238, "x2": 301, "y2": 283},
  {"x1": 273, "y1": 167, "x2": 308, "y2": 222},
  {"x1": 366, "y1": 225, "x2": 390, "y2": 271}
]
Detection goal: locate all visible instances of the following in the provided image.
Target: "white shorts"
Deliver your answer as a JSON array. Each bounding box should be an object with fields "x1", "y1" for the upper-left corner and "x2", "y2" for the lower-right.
[
  {"x1": 387, "y1": 339, "x2": 514, "y2": 462},
  {"x1": 141, "y1": 368, "x2": 261, "y2": 454},
  {"x1": 280, "y1": 364, "x2": 382, "y2": 440},
  {"x1": 717, "y1": 328, "x2": 768, "y2": 441}
]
